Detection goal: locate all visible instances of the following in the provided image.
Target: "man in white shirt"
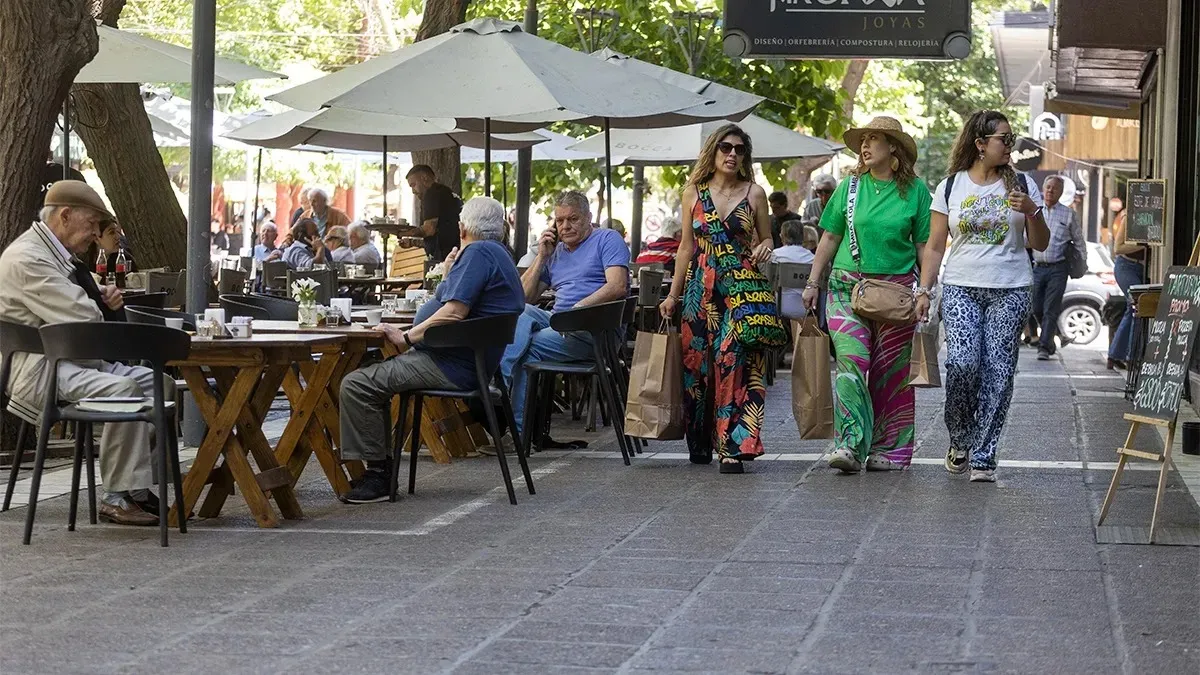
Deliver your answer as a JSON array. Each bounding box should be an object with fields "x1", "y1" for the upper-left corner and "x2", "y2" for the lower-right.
[
  {"x1": 348, "y1": 223, "x2": 382, "y2": 265},
  {"x1": 1031, "y1": 175, "x2": 1086, "y2": 359},
  {"x1": 771, "y1": 220, "x2": 816, "y2": 320},
  {"x1": 0, "y1": 181, "x2": 166, "y2": 526}
]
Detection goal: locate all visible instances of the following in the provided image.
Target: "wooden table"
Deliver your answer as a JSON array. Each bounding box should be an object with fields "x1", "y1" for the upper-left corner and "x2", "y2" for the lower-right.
[
  {"x1": 252, "y1": 321, "x2": 487, "y2": 470},
  {"x1": 169, "y1": 334, "x2": 345, "y2": 528}
]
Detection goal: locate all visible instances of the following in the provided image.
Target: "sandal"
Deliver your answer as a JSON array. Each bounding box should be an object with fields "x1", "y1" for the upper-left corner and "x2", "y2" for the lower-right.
[{"x1": 719, "y1": 458, "x2": 744, "y2": 474}]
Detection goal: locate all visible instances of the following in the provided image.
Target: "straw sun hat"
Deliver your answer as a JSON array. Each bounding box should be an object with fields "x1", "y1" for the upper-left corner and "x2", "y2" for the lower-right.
[{"x1": 842, "y1": 116, "x2": 918, "y2": 162}]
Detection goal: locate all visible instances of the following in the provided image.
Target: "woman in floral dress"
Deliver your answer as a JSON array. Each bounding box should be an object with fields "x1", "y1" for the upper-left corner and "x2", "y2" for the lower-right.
[{"x1": 659, "y1": 124, "x2": 775, "y2": 474}]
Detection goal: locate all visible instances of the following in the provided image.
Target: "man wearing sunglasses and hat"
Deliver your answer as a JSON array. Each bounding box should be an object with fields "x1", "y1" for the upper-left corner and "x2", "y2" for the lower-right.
[{"x1": 0, "y1": 181, "x2": 170, "y2": 526}]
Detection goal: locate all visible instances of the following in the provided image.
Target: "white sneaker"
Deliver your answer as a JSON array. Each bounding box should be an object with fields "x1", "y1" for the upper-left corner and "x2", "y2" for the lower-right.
[
  {"x1": 827, "y1": 447, "x2": 861, "y2": 474},
  {"x1": 969, "y1": 468, "x2": 996, "y2": 483},
  {"x1": 866, "y1": 454, "x2": 904, "y2": 471}
]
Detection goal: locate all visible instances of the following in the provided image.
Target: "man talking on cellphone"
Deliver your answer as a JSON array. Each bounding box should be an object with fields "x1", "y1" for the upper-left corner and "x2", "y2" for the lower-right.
[{"x1": 499, "y1": 190, "x2": 630, "y2": 440}]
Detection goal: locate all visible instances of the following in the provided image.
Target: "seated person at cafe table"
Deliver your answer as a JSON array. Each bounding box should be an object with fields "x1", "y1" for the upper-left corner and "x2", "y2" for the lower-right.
[
  {"x1": 322, "y1": 225, "x2": 355, "y2": 264},
  {"x1": 253, "y1": 222, "x2": 282, "y2": 262},
  {"x1": 301, "y1": 187, "x2": 351, "y2": 237},
  {"x1": 348, "y1": 222, "x2": 382, "y2": 265},
  {"x1": 338, "y1": 196, "x2": 524, "y2": 504},
  {"x1": 500, "y1": 190, "x2": 630, "y2": 438},
  {"x1": 0, "y1": 181, "x2": 170, "y2": 526},
  {"x1": 282, "y1": 218, "x2": 320, "y2": 270}
]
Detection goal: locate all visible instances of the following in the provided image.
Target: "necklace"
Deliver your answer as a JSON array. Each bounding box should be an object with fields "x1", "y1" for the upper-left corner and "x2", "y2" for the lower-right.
[{"x1": 871, "y1": 175, "x2": 894, "y2": 195}]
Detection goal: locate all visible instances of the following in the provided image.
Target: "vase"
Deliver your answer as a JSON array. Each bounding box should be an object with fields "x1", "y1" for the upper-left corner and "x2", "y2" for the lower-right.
[{"x1": 297, "y1": 301, "x2": 318, "y2": 327}]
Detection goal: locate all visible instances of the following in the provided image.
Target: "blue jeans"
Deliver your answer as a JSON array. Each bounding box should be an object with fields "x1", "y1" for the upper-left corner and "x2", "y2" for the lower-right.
[
  {"x1": 500, "y1": 304, "x2": 595, "y2": 435},
  {"x1": 1031, "y1": 261, "x2": 1068, "y2": 352},
  {"x1": 1109, "y1": 257, "x2": 1145, "y2": 360}
]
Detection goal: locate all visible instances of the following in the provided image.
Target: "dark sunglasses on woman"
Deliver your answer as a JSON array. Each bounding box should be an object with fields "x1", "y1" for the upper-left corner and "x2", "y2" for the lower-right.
[
  {"x1": 717, "y1": 141, "x2": 747, "y2": 156},
  {"x1": 984, "y1": 132, "x2": 1017, "y2": 148}
]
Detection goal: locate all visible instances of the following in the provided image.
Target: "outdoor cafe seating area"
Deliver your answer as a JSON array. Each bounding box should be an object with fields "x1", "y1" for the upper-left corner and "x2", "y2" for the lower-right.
[{"x1": 1, "y1": 257, "x2": 812, "y2": 547}]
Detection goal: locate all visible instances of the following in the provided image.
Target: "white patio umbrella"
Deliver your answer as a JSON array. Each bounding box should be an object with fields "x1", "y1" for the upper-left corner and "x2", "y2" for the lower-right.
[
  {"x1": 223, "y1": 107, "x2": 546, "y2": 219},
  {"x1": 81, "y1": 24, "x2": 281, "y2": 84},
  {"x1": 458, "y1": 129, "x2": 602, "y2": 164},
  {"x1": 268, "y1": 18, "x2": 715, "y2": 204},
  {"x1": 568, "y1": 115, "x2": 844, "y2": 165},
  {"x1": 592, "y1": 48, "x2": 763, "y2": 125}
]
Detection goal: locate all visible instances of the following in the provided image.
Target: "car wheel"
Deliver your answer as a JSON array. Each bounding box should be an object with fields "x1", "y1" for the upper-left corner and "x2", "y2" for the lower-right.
[{"x1": 1059, "y1": 303, "x2": 1102, "y2": 345}]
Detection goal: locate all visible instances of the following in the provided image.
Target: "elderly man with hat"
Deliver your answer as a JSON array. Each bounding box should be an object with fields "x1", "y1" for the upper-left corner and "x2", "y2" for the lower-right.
[
  {"x1": 801, "y1": 116, "x2": 932, "y2": 475},
  {"x1": 0, "y1": 181, "x2": 169, "y2": 526}
]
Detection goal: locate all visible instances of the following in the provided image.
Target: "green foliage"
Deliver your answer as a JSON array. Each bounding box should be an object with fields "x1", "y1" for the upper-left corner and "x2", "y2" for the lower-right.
[
  {"x1": 465, "y1": 0, "x2": 850, "y2": 203},
  {"x1": 855, "y1": 0, "x2": 1032, "y2": 186}
]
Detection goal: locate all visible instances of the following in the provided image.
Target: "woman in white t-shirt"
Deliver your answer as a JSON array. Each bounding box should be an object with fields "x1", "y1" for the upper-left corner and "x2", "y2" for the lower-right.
[{"x1": 916, "y1": 110, "x2": 1050, "y2": 483}]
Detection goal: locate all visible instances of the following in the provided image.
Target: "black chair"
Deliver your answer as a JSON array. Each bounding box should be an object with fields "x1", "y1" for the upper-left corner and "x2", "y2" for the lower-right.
[
  {"x1": 23, "y1": 323, "x2": 191, "y2": 546},
  {"x1": 122, "y1": 292, "x2": 168, "y2": 309},
  {"x1": 521, "y1": 300, "x2": 634, "y2": 465},
  {"x1": 218, "y1": 295, "x2": 272, "y2": 321},
  {"x1": 287, "y1": 269, "x2": 336, "y2": 305},
  {"x1": 125, "y1": 307, "x2": 197, "y2": 330},
  {"x1": 225, "y1": 293, "x2": 298, "y2": 321},
  {"x1": 391, "y1": 314, "x2": 533, "y2": 506},
  {"x1": 262, "y1": 260, "x2": 289, "y2": 293},
  {"x1": 144, "y1": 271, "x2": 183, "y2": 308},
  {"x1": 217, "y1": 268, "x2": 247, "y2": 295},
  {"x1": 1, "y1": 321, "x2": 43, "y2": 513}
]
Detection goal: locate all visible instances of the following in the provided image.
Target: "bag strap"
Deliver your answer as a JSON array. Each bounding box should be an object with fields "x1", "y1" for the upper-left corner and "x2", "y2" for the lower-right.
[
  {"x1": 943, "y1": 173, "x2": 956, "y2": 204},
  {"x1": 846, "y1": 175, "x2": 862, "y2": 267}
]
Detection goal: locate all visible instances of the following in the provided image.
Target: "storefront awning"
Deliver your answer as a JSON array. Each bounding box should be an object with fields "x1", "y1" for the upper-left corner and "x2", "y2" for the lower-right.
[
  {"x1": 990, "y1": 10, "x2": 1051, "y2": 106},
  {"x1": 1048, "y1": 0, "x2": 1166, "y2": 120}
]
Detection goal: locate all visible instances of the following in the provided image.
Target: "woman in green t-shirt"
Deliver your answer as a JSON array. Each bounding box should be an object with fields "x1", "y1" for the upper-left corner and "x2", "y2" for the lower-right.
[{"x1": 802, "y1": 116, "x2": 932, "y2": 473}]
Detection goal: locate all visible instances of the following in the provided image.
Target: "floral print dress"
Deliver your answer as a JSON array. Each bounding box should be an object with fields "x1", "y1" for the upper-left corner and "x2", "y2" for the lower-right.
[{"x1": 680, "y1": 183, "x2": 768, "y2": 461}]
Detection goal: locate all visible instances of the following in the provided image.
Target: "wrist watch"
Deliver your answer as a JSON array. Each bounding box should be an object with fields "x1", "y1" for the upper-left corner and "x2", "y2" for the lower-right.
[{"x1": 402, "y1": 332, "x2": 413, "y2": 347}]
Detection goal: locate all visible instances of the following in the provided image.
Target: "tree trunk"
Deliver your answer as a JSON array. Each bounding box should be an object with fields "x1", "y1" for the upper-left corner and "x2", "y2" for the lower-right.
[
  {"x1": 409, "y1": 0, "x2": 470, "y2": 199},
  {"x1": 785, "y1": 59, "x2": 870, "y2": 208},
  {"x1": 0, "y1": 0, "x2": 98, "y2": 463},
  {"x1": 72, "y1": 0, "x2": 189, "y2": 271}
]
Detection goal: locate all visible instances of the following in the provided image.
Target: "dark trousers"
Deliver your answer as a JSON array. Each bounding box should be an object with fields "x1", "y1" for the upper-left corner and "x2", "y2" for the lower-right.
[{"x1": 1030, "y1": 262, "x2": 1068, "y2": 352}]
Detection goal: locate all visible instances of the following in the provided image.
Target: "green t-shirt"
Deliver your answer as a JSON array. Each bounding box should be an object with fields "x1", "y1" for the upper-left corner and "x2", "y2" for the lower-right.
[{"x1": 819, "y1": 173, "x2": 932, "y2": 275}]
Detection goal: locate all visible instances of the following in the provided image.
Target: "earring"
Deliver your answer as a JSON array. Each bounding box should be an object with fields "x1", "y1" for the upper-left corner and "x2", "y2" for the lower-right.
[
  {"x1": 890, "y1": 156, "x2": 900, "y2": 172},
  {"x1": 978, "y1": 151, "x2": 985, "y2": 161}
]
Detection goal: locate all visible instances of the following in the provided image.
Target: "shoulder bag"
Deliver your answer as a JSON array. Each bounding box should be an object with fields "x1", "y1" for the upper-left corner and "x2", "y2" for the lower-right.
[{"x1": 846, "y1": 175, "x2": 917, "y2": 326}]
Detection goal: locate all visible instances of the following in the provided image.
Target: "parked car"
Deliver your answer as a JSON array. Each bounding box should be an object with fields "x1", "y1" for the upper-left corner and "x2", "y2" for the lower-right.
[{"x1": 1058, "y1": 242, "x2": 1120, "y2": 345}]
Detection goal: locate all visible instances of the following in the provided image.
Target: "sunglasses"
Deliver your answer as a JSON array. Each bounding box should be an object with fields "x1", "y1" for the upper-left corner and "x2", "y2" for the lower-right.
[
  {"x1": 814, "y1": 188, "x2": 834, "y2": 196},
  {"x1": 983, "y1": 132, "x2": 1017, "y2": 148},
  {"x1": 716, "y1": 141, "x2": 748, "y2": 157}
]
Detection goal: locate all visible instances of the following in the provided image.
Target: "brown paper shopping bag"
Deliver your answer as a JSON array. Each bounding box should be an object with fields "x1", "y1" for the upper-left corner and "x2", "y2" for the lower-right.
[
  {"x1": 791, "y1": 317, "x2": 834, "y2": 439},
  {"x1": 909, "y1": 324, "x2": 942, "y2": 388},
  {"x1": 624, "y1": 324, "x2": 685, "y2": 440}
]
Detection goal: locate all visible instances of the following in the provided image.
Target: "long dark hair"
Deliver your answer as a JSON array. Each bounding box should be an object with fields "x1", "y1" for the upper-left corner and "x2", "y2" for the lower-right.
[
  {"x1": 948, "y1": 110, "x2": 1022, "y2": 192},
  {"x1": 686, "y1": 124, "x2": 755, "y2": 189}
]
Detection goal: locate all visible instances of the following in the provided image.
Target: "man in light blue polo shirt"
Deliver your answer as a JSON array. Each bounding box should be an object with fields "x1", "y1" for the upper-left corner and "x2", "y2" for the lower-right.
[{"x1": 501, "y1": 190, "x2": 630, "y2": 437}]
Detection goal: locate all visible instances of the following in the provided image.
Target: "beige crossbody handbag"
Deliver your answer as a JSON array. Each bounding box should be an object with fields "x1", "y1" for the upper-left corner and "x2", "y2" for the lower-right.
[{"x1": 845, "y1": 175, "x2": 917, "y2": 326}]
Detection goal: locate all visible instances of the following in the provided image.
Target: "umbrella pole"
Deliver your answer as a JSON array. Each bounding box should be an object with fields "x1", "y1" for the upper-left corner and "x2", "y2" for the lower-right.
[
  {"x1": 502, "y1": 163, "x2": 509, "y2": 211},
  {"x1": 604, "y1": 117, "x2": 613, "y2": 227},
  {"x1": 484, "y1": 117, "x2": 492, "y2": 197},
  {"x1": 382, "y1": 135, "x2": 388, "y2": 220},
  {"x1": 631, "y1": 165, "x2": 644, "y2": 257},
  {"x1": 252, "y1": 148, "x2": 262, "y2": 230},
  {"x1": 62, "y1": 96, "x2": 70, "y2": 180}
]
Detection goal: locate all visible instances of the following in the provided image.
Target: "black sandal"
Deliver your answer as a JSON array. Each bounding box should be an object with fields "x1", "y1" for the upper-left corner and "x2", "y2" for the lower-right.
[{"x1": 719, "y1": 459, "x2": 744, "y2": 474}]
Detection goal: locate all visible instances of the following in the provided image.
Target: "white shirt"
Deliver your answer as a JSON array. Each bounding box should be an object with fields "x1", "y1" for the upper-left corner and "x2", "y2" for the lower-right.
[
  {"x1": 932, "y1": 171, "x2": 1043, "y2": 289},
  {"x1": 329, "y1": 246, "x2": 355, "y2": 264},
  {"x1": 351, "y1": 243, "x2": 382, "y2": 265},
  {"x1": 772, "y1": 245, "x2": 815, "y2": 320}
]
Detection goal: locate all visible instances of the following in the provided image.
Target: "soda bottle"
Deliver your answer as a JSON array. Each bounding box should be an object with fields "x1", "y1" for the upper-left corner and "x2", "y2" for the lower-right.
[
  {"x1": 114, "y1": 248, "x2": 129, "y2": 289},
  {"x1": 95, "y1": 248, "x2": 107, "y2": 279}
]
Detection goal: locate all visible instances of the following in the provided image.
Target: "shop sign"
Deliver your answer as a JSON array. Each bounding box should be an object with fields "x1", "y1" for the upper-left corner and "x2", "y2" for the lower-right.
[
  {"x1": 1011, "y1": 137, "x2": 1043, "y2": 172},
  {"x1": 1032, "y1": 113, "x2": 1064, "y2": 141},
  {"x1": 722, "y1": 0, "x2": 973, "y2": 60}
]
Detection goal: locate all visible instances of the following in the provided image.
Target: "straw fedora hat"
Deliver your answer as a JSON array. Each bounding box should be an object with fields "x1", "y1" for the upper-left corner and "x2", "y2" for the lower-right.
[{"x1": 843, "y1": 116, "x2": 918, "y2": 162}]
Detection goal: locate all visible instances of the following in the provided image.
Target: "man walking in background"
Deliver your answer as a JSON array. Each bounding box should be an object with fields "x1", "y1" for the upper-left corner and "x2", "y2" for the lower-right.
[{"x1": 1031, "y1": 175, "x2": 1086, "y2": 360}]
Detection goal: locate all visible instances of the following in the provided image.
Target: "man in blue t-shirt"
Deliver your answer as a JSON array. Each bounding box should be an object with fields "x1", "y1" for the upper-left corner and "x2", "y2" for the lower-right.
[
  {"x1": 500, "y1": 190, "x2": 630, "y2": 438},
  {"x1": 339, "y1": 197, "x2": 524, "y2": 504}
]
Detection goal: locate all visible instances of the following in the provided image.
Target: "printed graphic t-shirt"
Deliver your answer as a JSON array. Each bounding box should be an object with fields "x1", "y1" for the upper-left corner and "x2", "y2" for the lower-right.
[{"x1": 932, "y1": 171, "x2": 1043, "y2": 289}]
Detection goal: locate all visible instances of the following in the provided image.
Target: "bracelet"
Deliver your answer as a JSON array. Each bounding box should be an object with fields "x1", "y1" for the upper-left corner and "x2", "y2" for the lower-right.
[
  {"x1": 402, "y1": 332, "x2": 413, "y2": 347},
  {"x1": 914, "y1": 286, "x2": 935, "y2": 299},
  {"x1": 804, "y1": 281, "x2": 821, "y2": 290}
]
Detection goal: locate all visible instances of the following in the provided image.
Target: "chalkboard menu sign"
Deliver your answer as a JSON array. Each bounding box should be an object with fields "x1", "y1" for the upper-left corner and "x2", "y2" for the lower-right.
[
  {"x1": 1132, "y1": 267, "x2": 1200, "y2": 422},
  {"x1": 1126, "y1": 179, "x2": 1167, "y2": 244}
]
